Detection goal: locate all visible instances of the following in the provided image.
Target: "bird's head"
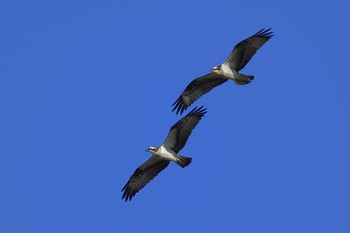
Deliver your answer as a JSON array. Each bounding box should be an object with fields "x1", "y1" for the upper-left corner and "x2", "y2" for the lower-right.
[
  {"x1": 211, "y1": 65, "x2": 222, "y2": 74},
  {"x1": 146, "y1": 146, "x2": 158, "y2": 153}
]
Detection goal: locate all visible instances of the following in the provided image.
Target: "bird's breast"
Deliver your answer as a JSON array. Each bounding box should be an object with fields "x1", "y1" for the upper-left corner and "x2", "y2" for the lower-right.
[
  {"x1": 220, "y1": 63, "x2": 236, "y2": 79},
  {"x1": 156, "y1": 145, "x2": 178, "y2": 161}
]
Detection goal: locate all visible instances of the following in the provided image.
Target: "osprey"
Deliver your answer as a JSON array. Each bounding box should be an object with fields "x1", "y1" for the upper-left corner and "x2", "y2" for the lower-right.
[
  {"x1": 172, "y1": 28, "x2": 274, "y2": 115},
  {"x1": 121, "y1": 106, "x2": 207, "y2": 201}
]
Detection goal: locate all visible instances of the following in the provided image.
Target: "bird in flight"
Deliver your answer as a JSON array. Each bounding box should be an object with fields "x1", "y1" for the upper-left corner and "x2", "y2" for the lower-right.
[
  {"x1": 172, "y1": 28, "x2": 274, "y2": 115},
  {"x1": 121, "y1": 106, "x2": 207, "y2": 201}
]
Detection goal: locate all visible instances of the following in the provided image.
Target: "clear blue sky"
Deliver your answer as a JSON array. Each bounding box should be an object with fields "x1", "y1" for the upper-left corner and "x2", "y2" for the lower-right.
[{"x1": 1, "y1": 0, "x2": 349, "y2": 232}]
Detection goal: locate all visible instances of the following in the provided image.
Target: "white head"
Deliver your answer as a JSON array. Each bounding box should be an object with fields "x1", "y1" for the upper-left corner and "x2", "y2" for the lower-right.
[
  {"x1": 146, "y1": 146, "x2": 158, "y2": 153},
  {"x1": 211, "y1": 65, "x2": 222, "y2": 74}
]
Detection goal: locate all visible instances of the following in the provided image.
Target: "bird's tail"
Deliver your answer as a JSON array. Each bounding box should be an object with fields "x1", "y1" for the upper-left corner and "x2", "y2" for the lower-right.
[
  {"x1": 233, "y1": 73, "x2": 254, "y2": 85},
  {"x1": 175, "y1": 155, "x2": 192, "y2": 168}
]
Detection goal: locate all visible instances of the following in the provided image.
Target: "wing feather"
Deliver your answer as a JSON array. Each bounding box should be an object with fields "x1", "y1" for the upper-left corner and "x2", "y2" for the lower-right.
[
  {"x1": 225, "y1": 28, "x2": 274, "y2": 71},
  {"x1": 172, "y1": 73, "x2": 227, "y2": 115},
  {"x1": 164, "y1": 106, "x2": 207, "y2": 153},
  {"x1": 121, "y1": 156, "x2": 169, "y2": 201}
]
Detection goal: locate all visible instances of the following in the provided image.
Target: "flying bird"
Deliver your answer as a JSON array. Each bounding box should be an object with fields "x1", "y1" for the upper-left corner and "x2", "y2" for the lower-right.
[
  {"x1": 121, "y1": 106, "x2": 207, "y2": 201},
  {"x1": 172, "y1": 28, "x2": 274, "y2": 115}
]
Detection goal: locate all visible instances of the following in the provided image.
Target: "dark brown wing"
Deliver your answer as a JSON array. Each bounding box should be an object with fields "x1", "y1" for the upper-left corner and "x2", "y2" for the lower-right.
[
  {"x1": 121, "y1": 156, "x2": 170, "y2": 201},
  {"x1": 164, "y1": 106, "x2": 207, "y2": 153},
  {"x1": 225, "y1": 28, "x2": 273, "y2": 71},
  {"x1": 172, "y1": 73, "x2": 227, "y2": 115}
]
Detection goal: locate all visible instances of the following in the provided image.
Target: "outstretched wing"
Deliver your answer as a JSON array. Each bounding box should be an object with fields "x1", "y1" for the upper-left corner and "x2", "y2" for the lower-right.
[
  {"x1": 225, "y1": 28, "x2": 273, "y2": 71},
  {"x1": 172, "y1": 73, "x2": 227, "y2": 115},
  {"x1": 122, "y1": 156, "x2": 170, "y2": 201},
  {"x1": 164, "y1": 106, "x2": 207, "y2": 153}
]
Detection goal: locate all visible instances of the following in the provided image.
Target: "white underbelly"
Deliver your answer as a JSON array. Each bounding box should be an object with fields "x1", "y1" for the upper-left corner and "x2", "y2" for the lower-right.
[
  {"x1": 221, "y1": 63, "x2": 238, "y2": 79},
  {"x1": 157, "y1": 145, "x2": 178, "y2": 161}
]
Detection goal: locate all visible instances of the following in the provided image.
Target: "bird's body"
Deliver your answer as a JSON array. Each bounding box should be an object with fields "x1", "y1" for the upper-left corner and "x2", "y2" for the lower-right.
[
  {"x1": 172, "y1": 28, "x2": 273, "y2": 115},
  {"x1": 212, "y1": 63, "x2": 236, "y2": 80},
  {"x1": 148, "y1": 145, "x2": 177, "y2": 161},
  {"x1": 122, "y1": 106, "x2": 207, "y2": 201},
  {"x1": 147, "y1": 145, "x2": 190, "y2": 167}
]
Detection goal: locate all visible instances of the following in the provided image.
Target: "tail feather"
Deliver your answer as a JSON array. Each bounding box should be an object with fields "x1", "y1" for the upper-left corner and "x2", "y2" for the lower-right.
[
  {"x1": 233, "y1": 73, "x2": 254, "y2": 85},
  {"x1": 175, "y1": 155, "x2": 192, "y2": 168}
]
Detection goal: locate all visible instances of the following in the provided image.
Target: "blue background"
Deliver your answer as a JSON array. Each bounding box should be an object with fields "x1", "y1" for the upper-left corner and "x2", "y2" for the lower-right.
[{"x1": 1, "y1": 0, "x2": 350, "y2": 232}]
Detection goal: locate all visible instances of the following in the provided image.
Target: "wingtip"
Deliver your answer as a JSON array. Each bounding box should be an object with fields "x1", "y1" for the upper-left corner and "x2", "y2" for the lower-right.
[
  {"x1": 187, "y1": 106, "x2": 207, "y2": 117},
  {"x1": 171, "y1": 97, "x2": 188, "y2": 115},
  {"x1": 121, "y1": 182, "x2": 135, "y2": 202},
  {"x1": 255, "y1": 28, "x2": 274, "y2": 38},
  {"x1": 121, "y1": 191, "x2": 133, "y2": 202}
]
